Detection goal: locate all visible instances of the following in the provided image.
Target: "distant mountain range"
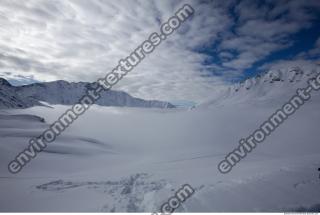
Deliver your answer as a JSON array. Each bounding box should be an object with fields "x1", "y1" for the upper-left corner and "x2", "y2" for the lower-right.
[{"x1": 0, "y1": 78, "x2": 175, "y2": 109}]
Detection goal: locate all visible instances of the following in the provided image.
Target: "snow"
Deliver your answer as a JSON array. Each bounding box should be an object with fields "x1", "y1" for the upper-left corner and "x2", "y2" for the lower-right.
[
  {"x1": 0, "y1": 78, "x2": 175, "y2": 109},
  {"x1": 0, "y1": 68, "x2": 320, "y2": 212}
]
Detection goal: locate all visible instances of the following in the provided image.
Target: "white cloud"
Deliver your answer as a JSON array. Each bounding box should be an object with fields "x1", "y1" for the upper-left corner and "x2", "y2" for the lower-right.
[
  {"x1": 218, "y1": 0, "x2": 320, "y2": 73},
  {"x1": 0, "y1": 0, "x2": 233, "y2": 102},
  {"x1": 0, "y1": 0, "x2": 319, "y2": 102}
]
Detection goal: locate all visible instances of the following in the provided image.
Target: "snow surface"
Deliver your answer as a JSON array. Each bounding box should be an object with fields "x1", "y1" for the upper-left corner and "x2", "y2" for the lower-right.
[{"x1": 0, "y1": 68, "x2": 320, "y2": 212}]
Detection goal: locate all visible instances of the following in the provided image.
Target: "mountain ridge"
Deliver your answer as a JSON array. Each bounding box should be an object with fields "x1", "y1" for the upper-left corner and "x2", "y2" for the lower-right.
[
  {"x1": 0, "y1": 78, "x2": 175, "y2": 109},
  {"x1": 200, "y1": 66, "x2": 320, "y2": 107}
]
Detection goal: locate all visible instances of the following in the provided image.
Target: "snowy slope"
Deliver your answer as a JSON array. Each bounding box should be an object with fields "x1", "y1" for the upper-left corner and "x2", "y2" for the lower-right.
[
  {"x1": 0, "y1": 67, "x2": 320, "y2": 212},
  {"x1": 201, "y1": 67, "x2": 320, "y2": 107},
  {"x1": 0, "y1": 79, "x2": 41, "y2": 109},
  {"x1": 0, "y1": 78, "x2": 175, "y2": 109}
]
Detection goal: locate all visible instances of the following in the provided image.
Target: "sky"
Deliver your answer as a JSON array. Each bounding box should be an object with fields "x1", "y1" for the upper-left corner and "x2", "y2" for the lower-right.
[{"x1": 0, "y1": 0, "x2": 320, "y2": 102}]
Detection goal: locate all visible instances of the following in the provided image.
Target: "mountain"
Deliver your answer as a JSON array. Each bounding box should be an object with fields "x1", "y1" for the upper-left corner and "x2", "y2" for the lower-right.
[
  {"x1": 201, "y1": 67, "x2": 320, "y2": 107},
  {"x1": 0, "y1": 79, "x2": 41, "y2": 109},
  {"x1": 0, "y1": 78, "x2": 175, "y2": 109}
]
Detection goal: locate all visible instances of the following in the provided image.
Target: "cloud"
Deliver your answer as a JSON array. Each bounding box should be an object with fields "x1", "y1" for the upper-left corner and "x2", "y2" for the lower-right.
[
  {"x1": 220, "y1": 36, "x2": 288, "y2": 70},
  {"x1": 219, "y1": 51, "x2": 235, "y2": 62},
  {"x1": 0, "y1": 0, "x2": 319, "y2": 102},
  {"x1": 218, "y1": 0, "x2": 320, "y2": 73},
  {"x1": 0, "y1": 0, "x2": 234, "y2": 102}
]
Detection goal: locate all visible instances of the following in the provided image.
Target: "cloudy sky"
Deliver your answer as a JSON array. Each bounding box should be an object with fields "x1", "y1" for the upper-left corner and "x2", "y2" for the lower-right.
[{"x1": 0, "y1": 0, "x2": 320, "y2": 102}]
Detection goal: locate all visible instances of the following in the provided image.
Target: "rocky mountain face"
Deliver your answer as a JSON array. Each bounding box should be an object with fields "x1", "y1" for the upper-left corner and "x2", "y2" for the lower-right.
[{"x1": 0, "y1": 78, "x2": 175, "y2": 109}]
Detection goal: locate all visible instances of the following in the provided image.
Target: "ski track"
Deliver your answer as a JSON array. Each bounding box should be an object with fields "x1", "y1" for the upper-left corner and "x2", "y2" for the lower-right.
[{"x1": 35, "y1": 173, "x2": 169, "y2": 212}]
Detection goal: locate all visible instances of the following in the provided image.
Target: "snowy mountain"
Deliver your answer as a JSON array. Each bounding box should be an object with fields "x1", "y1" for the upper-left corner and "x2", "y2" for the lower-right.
[
  {"x1": 0, "y1": 78, "x2": 175, "y2": 109},
  {"x1": 1, "y1": 67, "x2": 320, "y2": 212},
  {"x1": 201, "y1": 67, "x2": 320, "y2": 107},
  {"x1": 0, "y1": 78, "x2": 41, "y2": 109}
]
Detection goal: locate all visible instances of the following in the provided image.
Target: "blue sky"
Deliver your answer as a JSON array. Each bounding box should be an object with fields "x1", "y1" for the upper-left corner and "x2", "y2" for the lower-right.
[
  {"x1": 195, "y1": 0, "x2": 320, "y2": 82},
  {"x1": 0, "y1": 0, "x2": 319, "y2": 102},
  {"x1": 242, "y1": 19, "x2": 320, "y2": 80}
]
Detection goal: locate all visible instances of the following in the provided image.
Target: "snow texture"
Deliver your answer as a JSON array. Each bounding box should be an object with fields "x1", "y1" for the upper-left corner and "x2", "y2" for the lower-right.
[{"x1": 0, "y1": 68, "x2": 320, "y2": 212}]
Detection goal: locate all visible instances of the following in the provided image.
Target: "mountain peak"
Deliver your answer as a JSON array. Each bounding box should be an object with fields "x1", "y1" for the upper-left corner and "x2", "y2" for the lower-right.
[
  {"x1": 0, "y1": 78, "x2": 12, "y2": 87},
  {"x1": 0, "y1": 78, "x2": 175, "y2": 109}
]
